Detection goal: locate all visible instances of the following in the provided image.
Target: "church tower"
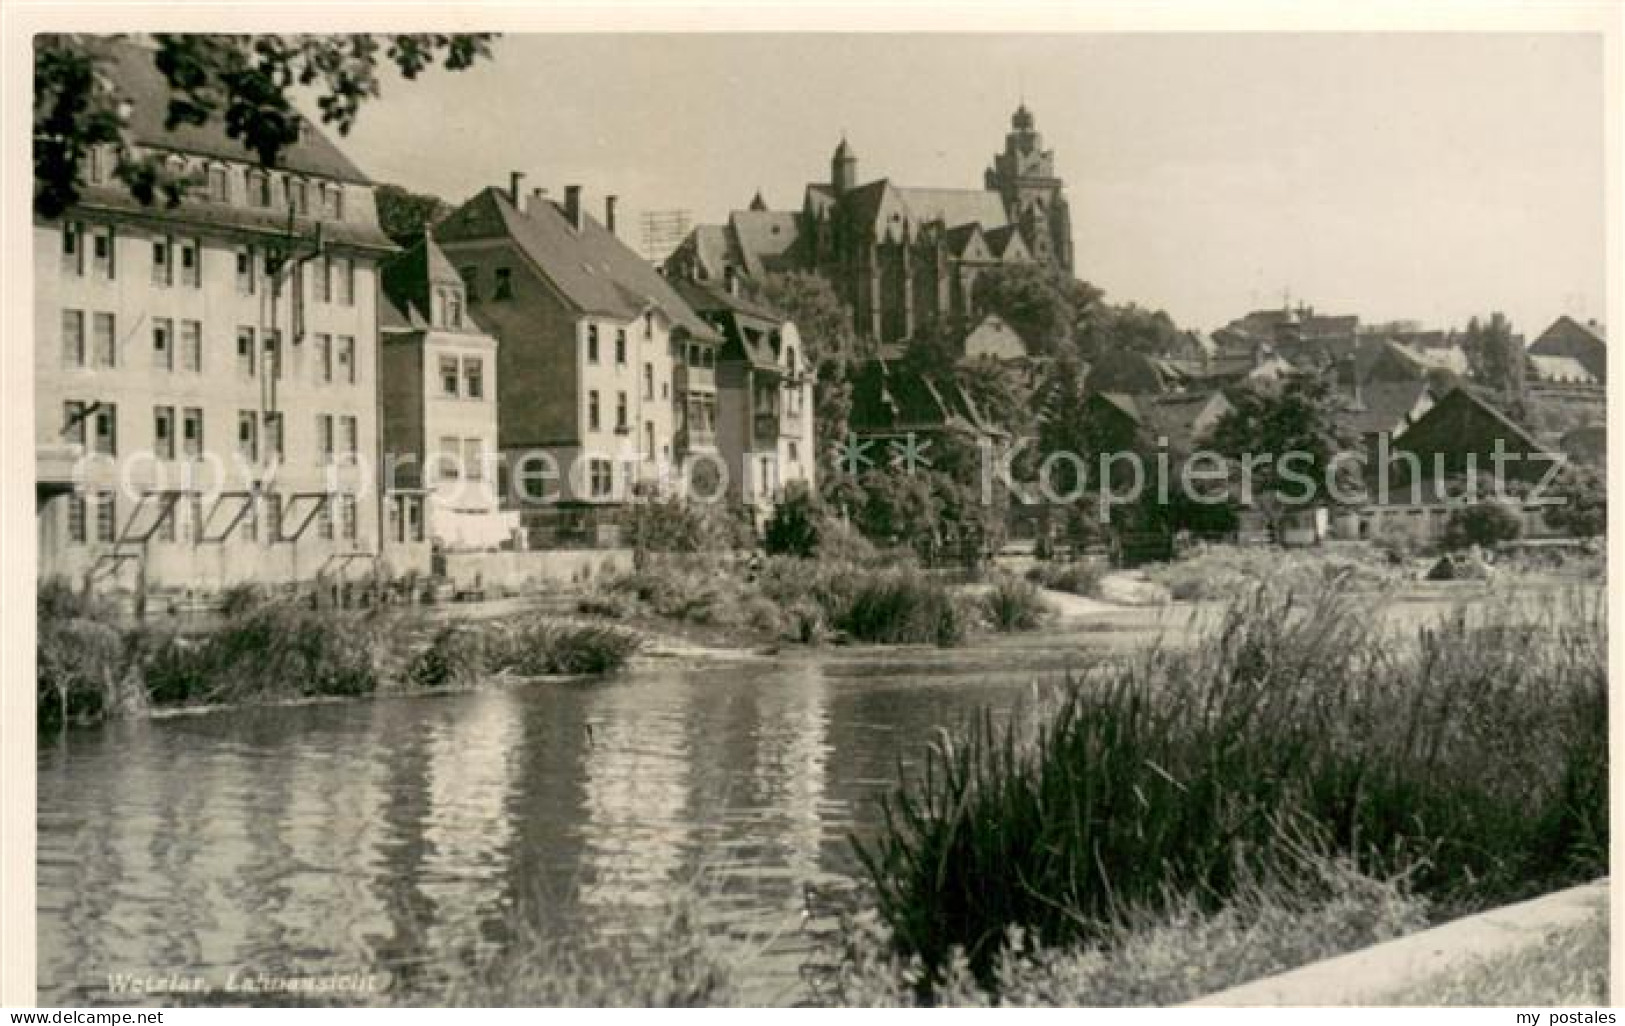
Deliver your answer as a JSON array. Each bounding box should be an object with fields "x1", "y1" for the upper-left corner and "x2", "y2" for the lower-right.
[{"x1": 986, "y1": 104, "x2": 1073, "y2": 275}]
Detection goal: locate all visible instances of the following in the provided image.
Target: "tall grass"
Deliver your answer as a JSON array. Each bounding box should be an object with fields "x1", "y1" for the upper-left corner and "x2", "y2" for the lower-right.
[
  {"x1": 853, "y1": 581, "x2": 1607, "y2": 993},
  {"x1": 980, "y1": 577, "x2": 1051, "y2": 633}
]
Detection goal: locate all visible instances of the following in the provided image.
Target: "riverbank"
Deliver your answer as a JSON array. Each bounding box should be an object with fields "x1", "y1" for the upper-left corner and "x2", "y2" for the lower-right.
[{"x1": 35, "y1": 582, "x2": 644, "y2": 730}]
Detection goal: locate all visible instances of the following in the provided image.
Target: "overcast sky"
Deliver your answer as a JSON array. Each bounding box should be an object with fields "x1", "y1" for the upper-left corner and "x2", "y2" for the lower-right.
[{"x1": 327, "y1": 32, "x2": 1605, "y2": 335}]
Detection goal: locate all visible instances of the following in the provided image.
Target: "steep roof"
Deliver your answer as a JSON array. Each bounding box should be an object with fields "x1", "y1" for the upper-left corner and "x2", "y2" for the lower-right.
[
  {"x1": 894, "y1": 187, "x2": 1009, "y2": 230},
  {"x1": 436, "y1": 187, "x2": 718, "y2": 341},
  {"x1": 849, "y1": 360, "x2": 1001, "y2": 437},
  {"x1": 671, "y1": 279, "x2": 789, "y2": 370},
  {"x1": 381, "y1": 232, "x2": 466, "y2": 327},
  {"x1": 91, "y1": 39, "x2": 371, "y2": 183},
  {"x1": 727, "y1": 210, "x2": 802, "y2": 276},
  {"x1": 1339, "y1": 380, "x2": 1433, "y2": 438},
  {"x1": 1530, "y1": 354, "x2": 1598, "y2": 385}
]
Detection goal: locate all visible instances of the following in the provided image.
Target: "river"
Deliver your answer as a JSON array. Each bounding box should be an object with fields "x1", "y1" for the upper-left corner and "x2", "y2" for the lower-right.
[{"x1": 37, "y1": 603, "x2": 1183, "y2": 1006}]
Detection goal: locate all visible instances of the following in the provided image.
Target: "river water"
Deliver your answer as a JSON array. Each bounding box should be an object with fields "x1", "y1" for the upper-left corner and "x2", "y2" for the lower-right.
[{"x1": 38, "y1": 606, "x2": 1181, "y2": 1006}]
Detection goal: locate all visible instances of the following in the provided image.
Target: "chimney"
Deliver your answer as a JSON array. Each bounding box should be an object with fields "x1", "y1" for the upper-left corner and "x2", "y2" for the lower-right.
[
  {"x1": 508, "y1": 171, "x2": 525, "y2": 205},
  {"x1": 527, "y1": 186, "x2": 549, "y2": 218},
  {"x1": 564, "y1": 185, "x2": 583, "y2": 231},
  {"x1": 604, "y1": 195, "x2": 618, "y2": 235}
]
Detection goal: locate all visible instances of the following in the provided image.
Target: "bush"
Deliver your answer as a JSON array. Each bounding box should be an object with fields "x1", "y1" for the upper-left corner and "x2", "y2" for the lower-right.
[
  {"x1": 1025, "y1": 561, "x2": 1103, "y2": 598},
  {"x1": 838, "y1": 570, "x2": 964, "y2": 647},
  {"x1": 854, "y1": 582, "x2": 1607, "y2": 992},
  {"x1": 981, "y1": 577, "x2": 1050, "y2": 633},
  {"x1": 1441, "y1": 502, "x2": 1523, "y2": 551},
  {"x1": 407, "y1": 625, "x2": 490, "y2": 687},
  {"x1": 492, "y1": 619, "x2": 642, "y2": 676},
  {"x1": 764, "y1": 482, "x2": 827, "y2": 558}
]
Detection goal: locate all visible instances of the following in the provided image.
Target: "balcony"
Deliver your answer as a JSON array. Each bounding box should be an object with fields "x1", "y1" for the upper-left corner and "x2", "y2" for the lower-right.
[
  {"x1": 36, "y1": 443, "x2": 83, "y2": 495},
  {"x1": 675, "y1": 364, "x2": 716, "y2": 394},
  {"x1": 678, "y1": 428, "x2": 718, "y2": 454}
]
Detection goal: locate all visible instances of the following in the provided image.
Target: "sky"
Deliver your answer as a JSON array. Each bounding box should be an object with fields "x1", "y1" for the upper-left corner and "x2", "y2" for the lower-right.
[{"x1": 327, "y1": 32, "x2": 1605, "y2": 335}]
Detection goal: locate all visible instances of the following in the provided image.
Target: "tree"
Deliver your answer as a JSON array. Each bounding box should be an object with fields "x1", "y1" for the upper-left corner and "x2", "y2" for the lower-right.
[
  {"x1": 1460, "y1": 313, "x2": 1527, "y2": 399},
  {"x1": 1441, "y1": 502, "x2": 1523, "y2": 551},
  {"x1": 1207, "y1": 376, "x2": 1359, "y2": 523},
  {"x1": 1545, "y1": 467, "x2": 1606, "y2": 539},
  {"x1": 970, "y1": 264, "x2": 1077, "y2": 356},
  {"x1": 764, "y1": 482, "x2": 828, "y2": 558},
  {"x1": 376, "y1": 183, "x2": 453, "y2": 247},
  {"x1": 35, "y1": 33, "x2": 496, "y2": 218}
]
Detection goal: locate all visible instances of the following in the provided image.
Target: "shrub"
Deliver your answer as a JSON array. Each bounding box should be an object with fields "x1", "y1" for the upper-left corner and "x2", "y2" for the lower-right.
[
  {"x1": 1025, "y1": 561, "x2": 1103, "y2": 598},
  {"x1": 981, "y1": 577, "x2": 1050, "y2": 633},
  {"x1": 838, "y1": 570, "x2": 964, "y2": 647},
  {"x1": 1441, "y1": 502, "x2": 1523, "y2": 551},
  {"x1": 764, "y1": 482, "x2": 828, "y2": 558},
  {"x1": 492, "y1": 619, "x2": 642, "y2": 676},
  {"x1": 407, "y1": 625, "x2": 490, "y2": 687},
  {"x1": 854, "y1": 582, "x2": 1607, "y2": 992}
]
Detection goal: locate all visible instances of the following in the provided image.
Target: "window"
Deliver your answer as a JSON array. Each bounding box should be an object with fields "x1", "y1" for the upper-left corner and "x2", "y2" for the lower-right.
[
  {"x1": 460, "y1": 266, "x2": 479, "y2": 302},
  {"x1": 589, "y1": 458, "x2": 613, "y2": 499},
  {"x1": 236, "y1": 247, "x2": 255, "y2": 294},
  {"x1": 95, "y1": 492, "x2": 117, "y2": 544},
  {"x1": 180, "y1": 320, "x2": 202, "y2": 372},
  {"x1": 92, "y1": 313, "x2": 115, "y2": 368},
  {"x1": 315, "y1": 333, "x2": 333, "y2": 382},
  {"x1": 61, "y1": 310, "x2": 84, "y2": 367},
  {"x1": 788, "y1": 441, "x2": 800, "y2": 463},
  {"x1": 337, "y1": 259, "x2": 355, "y2": 306},
  {"x1": 317, "y1": 500, "x2": 334, "y2": 541},
  {"x1": 407, "y1": 496, "x2": 424, "y2": 542},
  {"x1": 263, "y1": 412, "x2": 284, "y2": 462},
  {"x1": 317, "y1": 415, "x2": 334, "y2": 463},
  {"x1": 316, "y1": 256, "x2": 333, "y2": 303},
  {"x1": 615, "y1": 328, "x2": 627, "y2": 365},
  {"x1": 152, "y1": 318, "x2": 173, "y2": 370},
  {"x1": 91, "y1": 226, "x2": 115, "y2": 279},
  {"x1": 338, "y1": 335, "x2": 356, "y2": 384},
  {"x1": 439, "y1": 436, "x2": 461, "y2": 480},
  {"x1": 179, "y1": 239, "x2": 200, "y2": 287},
  {"x1": 616, "y1": 392, "x2": 628, "y2": 432},
  {"x1": 236, "y1": 327, "x2": 256, "y2": 377},
  {"x1": 61, "y1": 222, "x2": 83, "y2": 276},
  {"x1": 238, "y1": 411, "x2": 259, "y2": 462},
  {"x1": 587, "y1": 324, "x2": 600, "y2": 363},
  {"x1": 67, "y1": 495, "x2": 87, "y2": 544},
  {"x1": 462, "y1": 438, "x2": 483, "y2": 481},
  {"x1": 263, "y1": 330, "x2": 282, "y2": 380},
  {"x1": 340, "y1": 494, "x2": 358, "y2": 541},
  {"x1": 587, "y1": 390, "x2": 600, "y2": 431},
  {"x1": 644, "y1": 421, "x2": 655, "y2": 459},
  {"x1": 440, "y1": 356, "x2": 460, "y2": 397},
  {"x1": 246, "y1": 171, "x2": 271, "y2": 209},
  {"x1": 92, "y1": 404, "x2": 117, "y2": 456},
  {"x1": 340, "y1": 416, "x2": 358, "y2": 457},
  {"x1": 207, "y1": 166, "x2": 229, "y2": 203},
  {"x1": 153, "y1": 406, "x2": 175, "y2": 460},
  {"x1": 322, "y1": 184, "x2": 344, "y2": 220},
  {"x1": 644, "y1": 311, "x2": 654, "y2": 339},
  {"x1": 643, "y1": 362, "x2": 654, "y2": 400},
  {"x1": 288, "y1": 178, "x2": 308, "y2": 215},
  {"x1": 493, "y1": 267, "x2": 513, "y2": 300},
  {"x1": 264, "y1": 494, "x2": 282, "y2": 543},
  {"x1": 464, "y1": 358, "x2": 483, "y2": 399},
  {"x1": 182, "y1": 408, "x2": 203, "y2": 458},
  {"x1": 152, "y1": 237, "x2": 172, "y2": 286},
  {"x1": 443, "y1": 289, "x2": 463, "y2": 328},
  {"x1": 63, "y1": 401, "x2": 86, "y2": 447}
]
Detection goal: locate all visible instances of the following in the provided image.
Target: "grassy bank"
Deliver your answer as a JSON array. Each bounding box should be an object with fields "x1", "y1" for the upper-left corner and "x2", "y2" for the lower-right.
[
  {"x1": 37, "y1": 581, "x2": 641, "y2": 730},
  {"x1": 852, "y1": 579, "x2": 1607, "y2": 999},
  {"x1": 581, "y1": 555, "x2": 1054, "y2": 648}
]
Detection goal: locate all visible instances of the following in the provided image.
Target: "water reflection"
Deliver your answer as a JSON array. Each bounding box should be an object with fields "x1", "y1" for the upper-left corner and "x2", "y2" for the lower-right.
[{"x1": 39, "y1": 614, "x2": 1161, "y2": 1006}]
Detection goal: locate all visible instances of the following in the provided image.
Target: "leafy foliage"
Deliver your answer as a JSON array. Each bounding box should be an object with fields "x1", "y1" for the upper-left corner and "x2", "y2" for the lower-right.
[
  {"x1": 34, "y1": 33, "x2": 495, "y2": 218},
  {"x1": 1545, "y1": 468, "x2": 1606, "y2": 539},
  {"x1": 375, "y1": 182, "x2": 454, "y2": 247},
  {"x1": 1440, "y1": 502, "x2": 1524, "y2": 551}
]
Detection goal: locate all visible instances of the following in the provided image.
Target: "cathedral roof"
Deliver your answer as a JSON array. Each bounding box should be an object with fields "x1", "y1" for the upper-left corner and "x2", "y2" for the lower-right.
[{"x1": 727, "y1": 210, "x2": 803, "y2": 276}]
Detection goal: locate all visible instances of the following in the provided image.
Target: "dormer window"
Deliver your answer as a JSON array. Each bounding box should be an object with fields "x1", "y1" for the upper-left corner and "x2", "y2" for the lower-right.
[{"x1": 247, "y1": 171, "x2": 273, "y2": 209}]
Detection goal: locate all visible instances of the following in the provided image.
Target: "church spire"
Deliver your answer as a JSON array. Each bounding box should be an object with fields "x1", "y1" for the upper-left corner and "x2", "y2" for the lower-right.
[{"x1": 749, "y1": 189, "x2": 768, "y2": 211}]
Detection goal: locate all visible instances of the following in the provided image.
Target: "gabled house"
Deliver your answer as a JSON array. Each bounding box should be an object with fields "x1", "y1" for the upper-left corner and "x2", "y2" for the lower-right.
[
  {"x1": 1530, "y1": 315, "x2": 1606, "y2": 383},
  {"x1": 848, "y1": 358, "x2": 1004, "y2": 455},
  {"x1": 671, "y1": 279, "x2": 816, "y2": 526},
  {"x1": 960, "y1": 312, "x2": 1034, "y2": 362},
  {"x1": 433, "y1": 178, "x2": 722, "y2": 544},
  {"x1": 379, "y1": 231, "x2": 519, "y2": 552}
]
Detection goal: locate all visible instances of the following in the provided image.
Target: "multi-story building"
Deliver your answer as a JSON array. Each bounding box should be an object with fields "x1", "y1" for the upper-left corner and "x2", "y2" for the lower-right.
[
  {"x1": 380, "y1": 232, "x2": 519, "y2": 552},
  {"x1": 672, "y1": 279, "x2": 816, "y2": 525},
  {"x1": 433, "y1": 177, "x2": 723, "y2": 545},
  {"x1": 34, "y1": 40, "x2": 398, "y2": 594},
  {"x1": 665, "y1": 105, "x2": 1074, "y2": 345}
]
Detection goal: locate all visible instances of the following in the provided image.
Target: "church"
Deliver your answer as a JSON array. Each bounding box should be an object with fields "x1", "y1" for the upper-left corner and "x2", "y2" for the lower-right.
[{"x1": 665, "y1": 104, "x2": 1075, "y2": 344}]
